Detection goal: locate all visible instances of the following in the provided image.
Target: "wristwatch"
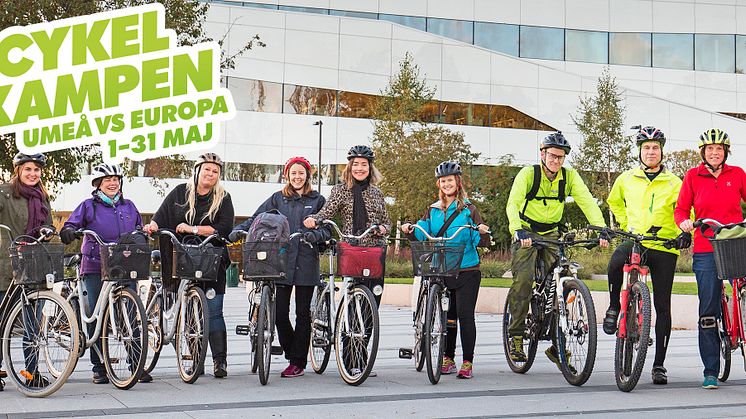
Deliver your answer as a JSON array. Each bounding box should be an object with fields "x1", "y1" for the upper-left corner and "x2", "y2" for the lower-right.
[{"x1": 192, "y1": 226, "x2": 198, "y2": 235}]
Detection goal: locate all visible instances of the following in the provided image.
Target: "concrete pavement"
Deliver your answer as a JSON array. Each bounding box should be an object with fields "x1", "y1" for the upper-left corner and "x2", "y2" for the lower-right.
[{"x1": 1, "y1": 286, "x2": 745, "y2": 418}]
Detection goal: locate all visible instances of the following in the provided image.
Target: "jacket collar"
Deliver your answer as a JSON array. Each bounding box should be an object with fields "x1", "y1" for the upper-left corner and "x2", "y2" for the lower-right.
[
  {"x1": 632, "y1": 166, "x2": 671, "y2": 180},
  {"x1": 283, "y1": 189, "x2": 319, "y2": 201},
  {"x1": 696, "y1": 162, "x2": 732, "y2": 177},
  {"x1": 429, "y1": 198, "x2": 470, "y2": 210}
]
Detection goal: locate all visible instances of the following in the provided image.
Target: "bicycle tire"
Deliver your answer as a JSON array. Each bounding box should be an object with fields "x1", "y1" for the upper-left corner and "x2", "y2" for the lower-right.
[
  {"x1": 101, "y1": 286, "x2": 148, "y2": 390},
  {"x1": 175, "y1": 286, "x2": 209, "y2": 384},
  {"x1": 2, "y1": 290, "x2": 80, "y2": 398},
  {"x1": 718, "y1": 289, "x2": 732, "y2": 383},
  {"x1": 256, "y1": 284, "x2": 274, "y2": 386},
  {"x1": 246, "y1": 286, "x2": 259, "y2": 374},
  {"x1": 614, "y1": 280, "x2": 651, "y2": 392},
  {"x1": 143, "y1": 294, "x2": 163, "y2": 374},
  {"x1": 68, "y1": 297, "x2": 86, "y2": 359},
  {"x1": 424, "y1": 283, "x2": 446, "y2": 385},
  {"x1": 502, "y1": 297, "x2": 539, "y2": 373},
  {"x1": 413, "y1": 282, "x2": 427, "y2": 372},
  {"x1": 556, "y1": 278, "x2": 597, "y2": 387},
  {"x1": 739, "y1": 287, "x2": 746, "y2": 370},
  {"x1": 310, "y1": 287, "x2": 332, "y2": 374},
  {"x1": 334, "y1": 285, "x2": 379, "y2": 386}
]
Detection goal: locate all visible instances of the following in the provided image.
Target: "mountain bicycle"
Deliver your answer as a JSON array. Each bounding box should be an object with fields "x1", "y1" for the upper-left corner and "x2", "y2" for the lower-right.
[
  {"x1": 398, "y1": 224, "x2": 487, "y2": 384},
  {"x1": 502, "y1": 231, "x2": 599, "y2": 386},
  {"x1": 309, "y1": 220, "x2": 382, "y2": 386},
  {"x1": 0, "y1": 225, "x2": 80, "y2": 397}
]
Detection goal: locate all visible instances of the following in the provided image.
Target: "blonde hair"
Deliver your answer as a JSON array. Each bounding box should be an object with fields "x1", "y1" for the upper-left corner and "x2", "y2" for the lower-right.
[
  {"x1": 184, "y1": 166, "x2": 227, "y2": 224},
  {"x1": 341, "y1": 160, "x2": 382, "y2": 189},
  {"x1": 282, "y1": 163, "x2": 314, "y2": 197},
  {"x1": 10, "y1": 163, "x2": 49, "y2": 200},
  {"x1": 436, "y1": 174, "x2": 468, "y2": 211}
]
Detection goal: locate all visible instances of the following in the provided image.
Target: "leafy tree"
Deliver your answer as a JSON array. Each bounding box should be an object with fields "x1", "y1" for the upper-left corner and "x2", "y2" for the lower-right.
[
  {"x1": 667, "y1": 149, "x2": 700, "y2": 179},
  {"x1": 371, "y1": 53, "x2": 479, "y2": 223},
  {"x1": 470, "y1": 155, "x2": 520, "y2": 250}
]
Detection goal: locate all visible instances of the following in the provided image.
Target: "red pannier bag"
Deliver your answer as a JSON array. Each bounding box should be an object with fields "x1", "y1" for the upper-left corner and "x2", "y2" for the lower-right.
[{"x1": 336, "y1": 242, "x2": 385, "y2": 278}]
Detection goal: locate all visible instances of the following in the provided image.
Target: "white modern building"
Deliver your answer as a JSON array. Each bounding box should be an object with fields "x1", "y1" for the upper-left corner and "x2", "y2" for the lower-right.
[{"x1": 53, "y1": 0, "x2": 746, "y2": 215}]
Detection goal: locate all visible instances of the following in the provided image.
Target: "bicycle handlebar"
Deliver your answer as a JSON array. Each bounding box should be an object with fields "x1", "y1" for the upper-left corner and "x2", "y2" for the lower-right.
[
  {"x1": 152, "y1": 229, "x2": 227, "y2": 247},
  {"x1": 321, "y1": 219, "x2": 382, "y2": 241},
  {"x1": 0, "y1": 223, "x2": 57, "y2": 244},
  {"x1": 588, "y1": 225, "x2": 678, "y2": 249},
  {"x1": 408, "y1": 223, "x2": 490, "y2": 242}
]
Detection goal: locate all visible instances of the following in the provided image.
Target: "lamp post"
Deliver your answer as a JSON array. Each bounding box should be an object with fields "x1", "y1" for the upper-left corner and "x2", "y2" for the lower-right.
[{"x1": 313, "y1": 120, "x2": 323, "y2": 191}]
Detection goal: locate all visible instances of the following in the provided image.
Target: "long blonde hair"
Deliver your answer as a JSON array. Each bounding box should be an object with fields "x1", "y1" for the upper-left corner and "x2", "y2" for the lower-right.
[
  {"x1": 184, "y1": 168, "x2": 227, "y2": 224},
  {"x1": 341, "y1": 160, "x2": 382, "y2": 189},
  {"x1": 436, "y1": 174, "x2": 468, "y2": 211}
]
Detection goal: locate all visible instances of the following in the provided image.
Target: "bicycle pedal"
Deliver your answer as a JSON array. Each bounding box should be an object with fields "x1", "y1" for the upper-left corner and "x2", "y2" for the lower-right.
[
  {"x1": 312, "y1": 337, "x2": 329, "y2": 347},
  {"x1": 398, "y1": 348, "x2": 413, "y2": 359},
  {"x1": 270, "y1": 345, "x2": 283, "y2": 355},
  {"x1": 235, "y1": 325, "x2": 250, "y2": 336}
]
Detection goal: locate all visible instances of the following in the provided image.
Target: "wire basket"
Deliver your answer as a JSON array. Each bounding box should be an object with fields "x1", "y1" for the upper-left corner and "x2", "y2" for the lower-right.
[
  {"x1": 711, "y1": 237, "x2": 746, "y2": 280},
  {"x1": 100, "y1": 242, "x2": 152, "y2": 281},
  {"x1": 173, "y1": 243, "x2": 222, "y2": 281},
  {"x1": 242, "y1": 241, "x2": 288, "y2": 280},
  {"x1": 410, "y1": 241, "x2": 465, "y2": 278},
  {"x1": 9, "y1": 243, "x2": 64, "y2": 287}
]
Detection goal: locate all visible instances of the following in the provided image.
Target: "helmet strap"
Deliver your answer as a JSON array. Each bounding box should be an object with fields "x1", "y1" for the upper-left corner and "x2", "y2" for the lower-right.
[
  {"x1": 540, "y1": 159, "x2": 558, "y2": 178},
  {"x1": 639, "y1": 150, "x2": 663, "y2": 171}
]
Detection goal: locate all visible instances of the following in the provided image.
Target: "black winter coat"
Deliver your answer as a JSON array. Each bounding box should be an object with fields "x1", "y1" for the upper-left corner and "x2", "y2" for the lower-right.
[{"x1": 234, "y1": 190, "x2": 331, "y2": 286}]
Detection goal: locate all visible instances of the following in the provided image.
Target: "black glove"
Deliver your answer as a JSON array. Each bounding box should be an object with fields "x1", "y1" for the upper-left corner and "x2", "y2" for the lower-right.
[
  {"x1": 304, "y1": 230, "x2": 319, "y2": 244},
  {"x1": 60, "y1": 227, "x2": 76, "y2": 245},
  {"x1": 515, "y1": 229, "x2": 530, "y2": 241},
  {"x1": 228, "y1": 230, "x2": 243, "y2": 243},
  {"x1": 599, "y1": 228, "x2": 612, "y2": 242},
  {"x1": 674, "y1": 232, "x2": 692, "y2": 249}
]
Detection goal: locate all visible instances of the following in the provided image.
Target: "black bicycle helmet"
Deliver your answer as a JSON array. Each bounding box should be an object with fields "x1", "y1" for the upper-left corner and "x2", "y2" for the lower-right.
[
  {"x1": 435, "y1": 161, "x2": 462, "y2": 178},
  {"x1": 540, "y1": 131, "x2": 571, "y2": 154},
  {"x1": 347, "y1": 145, "x2": 375, "y2": 161},
  {"x1": 636, "y1": 126, "x2": 666, "y2": 147},
  {"x1": 13, "y1": 152, "x2": 47, "y2": 168}
]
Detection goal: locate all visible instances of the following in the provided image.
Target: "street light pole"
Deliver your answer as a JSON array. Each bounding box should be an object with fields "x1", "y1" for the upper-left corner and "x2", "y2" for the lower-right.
[{"x1": 313, "y1": 120, "x2": 323, "y2": 191}]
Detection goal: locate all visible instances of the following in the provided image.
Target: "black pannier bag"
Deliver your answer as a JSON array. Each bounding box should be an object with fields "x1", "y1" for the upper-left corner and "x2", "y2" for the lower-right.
[{"x1": 100, "y1": 232, "x2": 151, "y2": 281}]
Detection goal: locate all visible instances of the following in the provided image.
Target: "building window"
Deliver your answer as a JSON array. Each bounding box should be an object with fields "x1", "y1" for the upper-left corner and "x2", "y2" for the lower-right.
[
  {"x1": 609, "y1": 33, "x2": 652, "y2": 67},
  {"x1": 330, "y1": 10, "x2": 377, "y2": 19},
  {"x1": 228, "y1": 78, "x2": 282, "y2": 113},
  {"x1": 474, "y1": 22, "x2": 519, "y2": 56},
  {"x1": 653, "y1": 33, "x2": 693, "y2": 70},
  {"x1": 737, "y1": 35, "x2": 746, "y2": 74},
  {"x1": 283, "y1": 85, "x2": 337, "y2": 116},
  {"x1": 418, "y1": 100, "x2": 443, "y2": 123},
  {"x1": 427, "y1": 17, "x2": 474, "y2": 44},
  {"x1": 278, "y1": 5, "x2": 328, "y2": 14},
  {"x1": 440, "y1": 102, "x2": 489, "y2": 126},
  {"x1": 520, "y1": 26, "x2": 564, "y2": 60},
  {"x1": 379, "y1": 14, "x2": 426, "y2": 31},
  {"x1": 566, "y1": 29, "x2": 608, "y2": 64},
  {"x1": 241, "y1": 2, "x2": 278, "y2": 10},
  {"x1": 489, "y1": 105, "x2": 555, "y2": 131},
  {"x1": 224, "y1": 163, "x2": 283, "y2": 183},
  {"x1": 696, "y1": 34, "x2": 735, "y2": 73},
  {"x1": 338, "y1": 91, "x2": 377, "y2": 119}
]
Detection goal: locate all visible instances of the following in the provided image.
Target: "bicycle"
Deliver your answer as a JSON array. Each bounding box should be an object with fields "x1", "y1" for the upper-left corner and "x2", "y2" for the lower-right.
[
  {"x1": 141, "y1": 229, "x2": 226, "y2": 383},
  {"x1": 502, "y1": 231, "x2": 599, "y2": 386},
  {"x1": 0, "y1": 225, "x2": 80, "y2": 397},
  {"x1": 63, "y1": 229, "x2": 149, "y2": 390},
  {"x1": 398, "y1": 224, "x2": 487, "y2": 384},
  {"x1": 309, "y1": 220, "x2": 382, "y2": 386}
]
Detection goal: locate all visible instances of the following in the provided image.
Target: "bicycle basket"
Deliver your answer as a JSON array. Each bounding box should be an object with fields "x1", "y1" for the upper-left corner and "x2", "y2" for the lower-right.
[
  {"x1": 409, "y1": 241, "x2": 465, "y2": 278},
  {"x1": 242, "y1": 241, "x2": 288, "y2": 280},
  {"x1": 100, "y1": 242, "x2": 151, "y2": 281},
  {"x1": 711, "y1": 237, "x2": 746, "y2": 280},
  {"x1": 336, "y1": 242, "x2": 385, "y2": 278},
  {"x1": 173, "y1": 243, "x2": 222, "y2": 281},
  {"x1": 9, "y1": 243, "x2": 64, "y2": 286}
]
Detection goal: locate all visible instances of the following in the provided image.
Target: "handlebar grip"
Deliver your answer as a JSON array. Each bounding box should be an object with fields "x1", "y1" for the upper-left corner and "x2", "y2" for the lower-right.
[
  {"x1": 693, "y1": 220, "x2": 702, "y2": 228},
  {"x1": 587, "y1": 225, "x2": 605, "y2": 231}
]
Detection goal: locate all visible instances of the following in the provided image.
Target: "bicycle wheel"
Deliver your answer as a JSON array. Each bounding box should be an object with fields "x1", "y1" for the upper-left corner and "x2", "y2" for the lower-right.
[
  {"x1": 2, "y1": 290, "x2": 80, "y2": 398},
  {"x1": 143, "y1": 294, "x2": 163, "y2": 374},
  {"x1": 175, "y1": 286, "x2": 209, "y2": 384},
  {"x1": 502, "y1": 297, "x2": 539, "y2": 373},
  {"x1": 256, "y1": 284, "x2": 274, "y2": 386},
  {"x1": 739, "y1": 287, "x2": 746, "y2": 369},
  {"x1": 718, "y1": 318, "x2": 731, "y2": 382},
  {"x1": 310, "y1": 286, "x2": 332, "y2": 374},
  {"x1": 101, "y1": 286, "x2": 148, "y2": 390},
  {"x1": 413, "y1": 283, "x2": 427, "y2": 372},
  {"x1": 424, "y1": 283, "x2": 446, "y2": 385},
  {"x1": 334, "y1": 285, "x2": 379, "y2": 386},
  {"x1": 556, "y1": 278, "x2": 597, "y2": 387},
  {"x1": 247, "y1": 287, "x2": 259, "y2": 374},
  {"x1": 614, "y1": 280, "x2": 651, "y2": 392}
]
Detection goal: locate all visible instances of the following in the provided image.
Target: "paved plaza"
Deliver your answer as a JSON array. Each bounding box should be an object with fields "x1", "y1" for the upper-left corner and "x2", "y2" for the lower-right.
[{"x1": 1, "y1": 286, "x2": 745, "y2": 418}]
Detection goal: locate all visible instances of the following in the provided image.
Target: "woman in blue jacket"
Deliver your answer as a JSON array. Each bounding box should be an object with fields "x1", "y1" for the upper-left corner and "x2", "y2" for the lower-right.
[
  {"x1": 230, "y1": 157, "x2": 331, "y2": 378},
  {"x1": 401, "y1": 161, "x2": 490, "y2": 379}
]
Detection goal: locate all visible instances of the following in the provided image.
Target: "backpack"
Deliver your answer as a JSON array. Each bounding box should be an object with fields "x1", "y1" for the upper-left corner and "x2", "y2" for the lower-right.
[
  {"x1": 520, "y1": 164, "x2": 568, "y2": 232},
  {"x1": 248, "y1": 209, "x2": 290, "y2": 242}
]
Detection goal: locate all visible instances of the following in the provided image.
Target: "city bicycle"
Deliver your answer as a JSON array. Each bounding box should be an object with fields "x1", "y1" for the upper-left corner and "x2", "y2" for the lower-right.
[
  {"x1": 309, "y1": 220, "x2": 382, "y2": 386},
  {"x1": 502, "y1": 231, "x2": 599, "y2": 386},
  {"x1": 398, "y1": 224, "x2": 487, "y2": 384},
  {"x1": 0, "y1": 225, "x2": 80, "y2": 397}
]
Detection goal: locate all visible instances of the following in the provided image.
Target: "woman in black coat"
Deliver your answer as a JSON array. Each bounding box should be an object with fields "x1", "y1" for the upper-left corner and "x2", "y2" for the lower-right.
[{"x1": 230, "y1": 156, "x2": 330, "y2": 378}]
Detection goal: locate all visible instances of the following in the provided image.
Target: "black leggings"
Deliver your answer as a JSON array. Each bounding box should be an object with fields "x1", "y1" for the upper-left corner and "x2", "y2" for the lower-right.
[
  {"x1": 444, "y1": 270, "x2": 481, "y2": 363},
  {"x1": 607, "y1": 241, "x2": 677, "y2": 367},
  {"x1": 275, "y1": 284, "x2": 315, "y2": 369}
]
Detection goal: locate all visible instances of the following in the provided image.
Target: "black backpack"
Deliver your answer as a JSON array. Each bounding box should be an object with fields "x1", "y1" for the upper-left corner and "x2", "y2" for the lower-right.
[
  {"x1": 520, "y1": 164, "x2": 568, "y2": 232},
  {"x1": 248, "y1": 209, "x2": 290, "y2": 242}
]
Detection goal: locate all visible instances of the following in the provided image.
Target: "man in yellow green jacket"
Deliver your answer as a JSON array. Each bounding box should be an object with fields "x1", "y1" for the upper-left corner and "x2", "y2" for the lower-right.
[
  {"x1": 505, "y1": 131, "x2": 609, "y2": 366},
  {"x1": 604, "y1": 126, "x2": 690, "y2": 386}
]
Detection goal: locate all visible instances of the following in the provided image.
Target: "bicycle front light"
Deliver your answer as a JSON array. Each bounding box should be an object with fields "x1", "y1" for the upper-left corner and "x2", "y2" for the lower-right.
[{"x1": 372, "y1": 285, "x2": 383, "y2": 296}]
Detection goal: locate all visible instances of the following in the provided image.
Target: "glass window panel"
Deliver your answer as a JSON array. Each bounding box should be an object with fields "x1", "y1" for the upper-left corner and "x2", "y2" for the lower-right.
[
  {"x1": 565, "y1": 29, "x2": 608, "y2": 64},
  {"x1": 652, "y1": 33, "x2": 693, "y2": 70},
  {"x1": 737, "y1": 35, "x2": 746, "y2": 74},
  {"x1": 283, "y1": 85, "x2": 337, "y2": 116},
  {"x1": 278, "y1": 5, "x2": 328, "y2": 14},
  {"x1": 228, "y1": 78, "x2": 282, "y2": 112},
  {"x1": 489, "y1": 105, "x2": 555, "y2": 131},
  {"x1": 338, "y1": 91, "x2": 377, "y2": 119},
  {"x1": 609, "y1": 33, "x2": 651, "y2": 66},
  {"x1": 696, "y1": 34, "x2": 735, "y2": 73},
  {"x1": 330, "y1": 10, "x2": 377, "y2": 19},
  {"x1": 418, "y1": 101, "x2": 442, "y2": 123},
  {"x1": 379, "y1": 14, "x2": 426, "y2": 31},
  {"x1": 440, "y1": 101, "x2": 489, "y2": 126},
  {"x1": 224, "y1": 163, "x2": 283, "y2": 183},
  {"x1": 474, "y1": 22, "x2": 518, "y2": 56},
  {"x1": 427, "y1": 18, "x2": 474, "y2": 44},
  {"x1": 520, "y1": 26, "x2": 564, "y2": 60},
  {"x1": 242, "y1": 2, "x2": 278, "y2": 9}
]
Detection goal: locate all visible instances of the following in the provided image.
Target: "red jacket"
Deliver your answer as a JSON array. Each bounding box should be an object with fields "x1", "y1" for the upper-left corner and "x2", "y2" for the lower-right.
[{"x1": 674, "y1": 163, "x2": 746, "y2": 253}]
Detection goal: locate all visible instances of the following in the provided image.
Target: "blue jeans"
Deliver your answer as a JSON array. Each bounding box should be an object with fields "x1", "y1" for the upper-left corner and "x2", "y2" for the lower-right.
[
  {"x1": 81, "y1": 274, "x2": 105, "y2": 374},
  {"x1": 693, "y1": 253, "x2": 722, "y2": 377},
  {"x1": 206, "y1": 293, "x2": 226, "y2": 333}
]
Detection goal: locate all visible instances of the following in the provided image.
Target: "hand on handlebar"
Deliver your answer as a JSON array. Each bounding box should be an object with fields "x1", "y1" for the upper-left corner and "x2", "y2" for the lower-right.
[
  {"x1": 303, "y1": 217, "x2": 317, "y2": 229},
  {"x1": 679, "y1": 219, "x2": 694, "y2": 233},
  {"x1": 400, "y1": 223, "x2": 414, "y2": 234},
  {"x1": 476, "y1": 223, "x2": 490, "y2": 235},
  {"x1": 142, "y1": 221, "x2": 159, "y2": 235},
  {"x1": 515, "y1": 229, "x2": 532, "y2": 248},
  {"x1": 672, "y1": 231, "x2": 692, "y2": 249}
]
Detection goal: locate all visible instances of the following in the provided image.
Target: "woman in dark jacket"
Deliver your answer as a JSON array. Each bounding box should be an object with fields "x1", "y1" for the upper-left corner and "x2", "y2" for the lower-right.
[{"x1": 230, "y1": 156, "x2": 330, "y2": 378}]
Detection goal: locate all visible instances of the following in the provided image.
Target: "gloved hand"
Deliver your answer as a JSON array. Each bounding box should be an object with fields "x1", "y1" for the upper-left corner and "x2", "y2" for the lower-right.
[
  {"x1": 599, "y1": 227, "x2": 613, "y2": 242},
  {"x1": 515, "y1": 229, "x2": 530, "y2": 241},
  {"x1": 60, "y1": 227, "x2": 76, "y2": 245},
  {"x1": 228, "y1": 230, "x2": 244, "y2": 243},
  {"x1": 674, "y1": 232, "x2": 692, "y2": 249},
  {"x1": 304, "y1": 230, "x2": 319, "y2": 244},
  {"x1": 39, "y1": 227, "x2": 55, "y2": 239}
]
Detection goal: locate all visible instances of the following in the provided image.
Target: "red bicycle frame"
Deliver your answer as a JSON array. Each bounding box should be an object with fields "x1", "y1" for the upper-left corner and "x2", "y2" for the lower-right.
[
  {"x1": 721, "y1": 278, "x2": 746, "y2": 349},
  {"x1": 618, "y1": 249, "x2": 649, "y2": 339}
]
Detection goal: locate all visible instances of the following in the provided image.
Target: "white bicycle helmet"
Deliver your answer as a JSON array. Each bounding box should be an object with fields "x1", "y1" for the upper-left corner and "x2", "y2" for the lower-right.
[{"x1": 91, "y1": 163, "x2": 124, "y2": 187}]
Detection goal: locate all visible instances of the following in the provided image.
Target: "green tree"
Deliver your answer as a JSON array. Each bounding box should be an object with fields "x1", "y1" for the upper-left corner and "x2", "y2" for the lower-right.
[
  {"x1": 371, "y1": 53, "x2": 479, "y2": 223},
  {"x1": 667, "y1": 149, "x2": 700, "y2": 179},
  {"x1": 470, "y1": 155, "x2": 520, "y2": 250}
]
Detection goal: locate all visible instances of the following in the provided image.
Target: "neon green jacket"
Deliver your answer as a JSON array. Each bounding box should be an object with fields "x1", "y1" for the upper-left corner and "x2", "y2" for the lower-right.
[
  {"x1": 607, "y1": 167, "x2": 682, "y2": 255},
  {"x1": 506, "y1": 165, "x2": 606, "y2": 234}
]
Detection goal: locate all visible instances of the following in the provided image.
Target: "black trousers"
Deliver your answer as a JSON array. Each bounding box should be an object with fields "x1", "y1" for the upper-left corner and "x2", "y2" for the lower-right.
[
  {"x1": 275, "y1": 284, "x2": 315, "y2": 369},
  {"x1": 607, "y1": 241, "x2": 677, "y2": 367},
  {"x1": 444, "y1": 270, "x2": 482, "y2": 363}
]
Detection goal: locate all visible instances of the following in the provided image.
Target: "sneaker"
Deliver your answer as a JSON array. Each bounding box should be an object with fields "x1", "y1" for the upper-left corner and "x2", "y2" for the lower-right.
[
  {"x1": 702, "y1": 375, "x2": 718, "y2": 389},
  {"x1": 441, "y1": 356, "x2": 457, "y2": 375},
  {"x1": 652, "y1": 366, "x2": 667, "y2": 385},
  {"x1": 138, "y1": 371, "x2": 153, "y2": 383},
  {"x1": 25, "y1": 373, "x2": 50, "y2": 388},
  {"x1": 368, "y1": 371, "x2": 377, "y2": 378},
  {"x1": 602, "y1": 307, "x2": 620, "y2": 335},
  {"x1": 456, "y1": 361, "x2": 473, "y2": 379},
  {"x1": 545, "y1": 345, "x2": 576, "y2": 375},
  {"x1": 92, "y1": 371, "x2": 109, "y2": 384},
  {"x1": 509, "y1": 336, "x2": 527, "y2": 362},
  {"x1": 0, "y1": 369, "x2": 6, "y2": 379},
  {"x1": 280, "y1": 365, "x2": 305, "y2": 378}
]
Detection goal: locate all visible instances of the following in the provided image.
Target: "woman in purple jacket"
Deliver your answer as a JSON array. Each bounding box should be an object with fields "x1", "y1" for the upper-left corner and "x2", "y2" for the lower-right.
[{"x1": 59, "y1": 164, "x2": 147, "y2": 384}]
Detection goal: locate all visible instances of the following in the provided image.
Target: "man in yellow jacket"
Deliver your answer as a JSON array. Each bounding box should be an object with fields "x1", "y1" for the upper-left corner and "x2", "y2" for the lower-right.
[
  {"x1": 604, "y1": 126, "x2": 690, "y2": 385},
  {"x1": 505, "y1": 131, "x2": 609, "y2": 367}
]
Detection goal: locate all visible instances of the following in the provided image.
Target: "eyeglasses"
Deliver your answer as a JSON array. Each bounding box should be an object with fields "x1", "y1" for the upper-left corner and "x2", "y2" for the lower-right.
[{"x1": 543, "y1": 151, "x2": 566, "y2": 162}]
